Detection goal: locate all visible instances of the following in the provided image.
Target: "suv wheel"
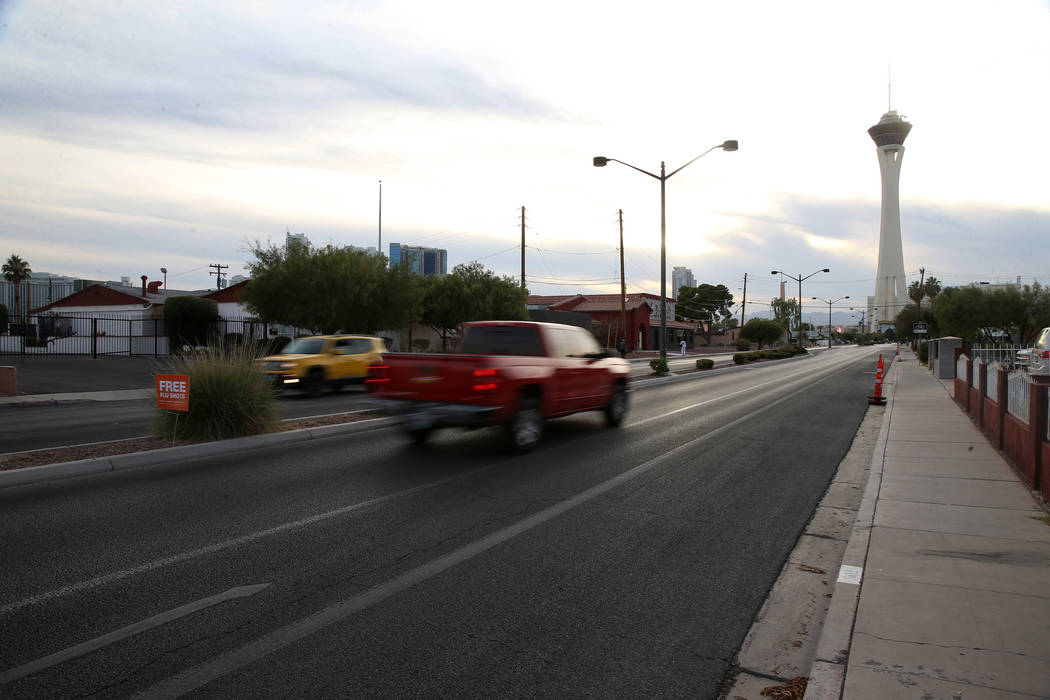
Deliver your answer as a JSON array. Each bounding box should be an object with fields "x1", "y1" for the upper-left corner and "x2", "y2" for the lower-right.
[{"x1": 303, "y1": 368, "x2": 325, "y2": 397}]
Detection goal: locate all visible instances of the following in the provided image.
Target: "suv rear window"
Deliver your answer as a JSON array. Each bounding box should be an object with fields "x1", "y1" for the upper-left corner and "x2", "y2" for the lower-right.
[{"x1": 459, "y1": 326, "x2": 544, "y2": 356}]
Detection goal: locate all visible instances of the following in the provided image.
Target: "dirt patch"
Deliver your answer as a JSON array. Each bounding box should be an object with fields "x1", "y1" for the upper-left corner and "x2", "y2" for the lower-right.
[{"x1": 0, "y1": 411, "x2": 384, "y2": 471}]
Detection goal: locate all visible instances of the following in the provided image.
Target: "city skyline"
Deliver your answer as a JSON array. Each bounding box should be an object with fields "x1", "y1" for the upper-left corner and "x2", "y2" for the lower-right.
[{"x1": 1, "y1": 1, "x2": 1047, "y2": 320}]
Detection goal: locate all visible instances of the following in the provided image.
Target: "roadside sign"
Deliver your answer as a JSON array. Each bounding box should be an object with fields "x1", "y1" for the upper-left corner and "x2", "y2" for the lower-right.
[
  {"x1": 156, "y1": 374, "x2": 190, "y2": 411},
  {"x1": 912, "y1": 322, "x2": 928, "y2": 335}
]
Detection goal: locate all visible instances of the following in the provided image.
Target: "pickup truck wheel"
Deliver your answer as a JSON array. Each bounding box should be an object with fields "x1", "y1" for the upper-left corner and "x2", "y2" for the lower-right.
[
  {"x1": 506, "y1": 399, "x2": 542, "y2": 451},
  {"x1": 604, "y1": 383, "x2": 628, "y2": 427},
  {"x1": 303, "y1": 368, "x2": 325, "y2": 397}
]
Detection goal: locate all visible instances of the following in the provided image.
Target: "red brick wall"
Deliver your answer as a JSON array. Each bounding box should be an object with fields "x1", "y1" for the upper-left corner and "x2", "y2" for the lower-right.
[
  {"x1": 1041, "y1": 441, "x2": 1050, "y2": 501},
  {"x1": 1003, "y1": 413, "x2": 1037, "y2": 488},
  {"x1": 982, "y1": 396, "x2": 1002, "y2": 448}
]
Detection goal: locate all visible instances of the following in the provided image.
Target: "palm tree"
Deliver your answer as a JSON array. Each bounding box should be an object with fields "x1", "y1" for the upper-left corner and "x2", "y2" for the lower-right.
[{"x1": 2, "y1": 254, "x2": 32, "y2": 325}]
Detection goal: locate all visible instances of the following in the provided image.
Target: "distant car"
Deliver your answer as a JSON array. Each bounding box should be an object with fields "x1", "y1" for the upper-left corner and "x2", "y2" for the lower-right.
[
  {"x1": 258, "y1": 335, "x2": 385, "y2": 396},
  {"x1": 1016, "y1": 327, "x2": 1050, "y2": 374}
]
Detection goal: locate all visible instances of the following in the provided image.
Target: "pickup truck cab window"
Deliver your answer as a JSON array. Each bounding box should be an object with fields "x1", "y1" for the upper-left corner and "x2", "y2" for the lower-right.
[{"x1": 460, "y1": 326, "x2": 544, "y2": 356}]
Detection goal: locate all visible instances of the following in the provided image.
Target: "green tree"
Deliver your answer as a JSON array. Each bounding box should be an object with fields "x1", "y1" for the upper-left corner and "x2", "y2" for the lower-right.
[
  {"x1": 240, "y1": 240, "x2": 422, "y2": 334},
  {"x1": 0, "y1": 303, "x2": 7, "y2": 333},
  {"x1": 740, "y1": 318, "x2": 784, "y2": 349},
  {"x1": 421, "y1": 262, "x2": 528, "y2": 349},
  {"x1": 164, "y1": 296, "x2": 220, "y2": 351},
  {"x1": 908, "y1": 274, "x2": 942, "y2": 315},
  {"x1": 2, "y1": 254, "x2": 32, "y2": 323},
  {"x1": 894, "y1": 303, "x2": 937, "y2": 342},
  {"x1": 931, "y1": 282, "x2": 1050, "y2": 344},
  {"x1": 676, "y1": 283, "x2": 734, "y2": 344},
  {"x1": 769, "y1": 298, "x2": 799, "y2": 343}
]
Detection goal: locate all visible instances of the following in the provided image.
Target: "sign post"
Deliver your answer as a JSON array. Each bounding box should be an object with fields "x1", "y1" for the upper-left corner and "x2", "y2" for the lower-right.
[
  {"x1": 912, "y1": 322, "x2": 928, "y2": 335},
  {"x1": 156, "y1": 374, "x2": 190, "y2": 443}
]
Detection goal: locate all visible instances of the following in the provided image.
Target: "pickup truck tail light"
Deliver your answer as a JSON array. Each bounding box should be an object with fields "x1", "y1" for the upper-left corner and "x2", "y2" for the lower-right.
[
  {"x1": 472, "y1": 368, "x2": 500, "y2": 392},
  {"x1": 365, "y1": 364, "x2": 391, "y2": 391},
  {"x1": 1040, "y1": 350, "x2": 1050, "y2": 359}
]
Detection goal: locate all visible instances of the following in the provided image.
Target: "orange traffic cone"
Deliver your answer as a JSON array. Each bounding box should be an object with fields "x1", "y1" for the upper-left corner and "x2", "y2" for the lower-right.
[{"x1": 868, "y1": 357, "x2": 887, "y2": 405}]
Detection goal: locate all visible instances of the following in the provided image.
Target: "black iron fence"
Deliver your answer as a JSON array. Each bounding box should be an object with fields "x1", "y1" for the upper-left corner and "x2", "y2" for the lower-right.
[{"x1": 0, "y1": 314, "x2": 281, "y2": 357}]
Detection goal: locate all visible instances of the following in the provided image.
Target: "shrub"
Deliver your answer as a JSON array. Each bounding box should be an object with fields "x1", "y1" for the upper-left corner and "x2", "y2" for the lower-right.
[
  {"x1": 696, "y1": 358, "x2": 714, "y2": 370},
  {"x1": 164, "y1": 296, "x2": 220, "y2": 352},
  {"x1": 411, "y1": 338, "x2": 431, "y2": 352},
  {"x1": 649, "y1": 357, "x2": 669, "y2": 375},
  {"x1": 222, "y1": 332, "x2": 244, "y2": 347},
  {"x1": 0, "y1": 303, "x2": 7, "y2": 334},
  {"x1": 153, "y1": 341, "x2": 279, "y2": 442},
  {"x1": 918, "y1": 340, "x2": 929, "y2": 364},
  {"x1": 735, "y1": 338, "x2": 751, "y2": 351}
]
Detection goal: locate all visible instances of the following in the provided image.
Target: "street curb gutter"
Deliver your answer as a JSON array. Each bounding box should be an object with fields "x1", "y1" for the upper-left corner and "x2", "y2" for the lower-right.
[
  {"x1": 0, "y1": 417, "x2": 396, "y2": 490},
  {"x1": 802, "y1": 358, "x2": 896, "y2": 700}
]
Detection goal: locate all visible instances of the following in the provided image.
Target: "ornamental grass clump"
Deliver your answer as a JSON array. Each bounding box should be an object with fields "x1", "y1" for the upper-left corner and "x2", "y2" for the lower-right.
[{"x1": 154, "y1": 341, "x2": 279, "y2": 442}]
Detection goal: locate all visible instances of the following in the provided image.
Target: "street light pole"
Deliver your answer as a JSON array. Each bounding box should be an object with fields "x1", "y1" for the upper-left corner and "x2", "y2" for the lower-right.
[
  {"x1": 813, "y1": 295, "x2": 849, "y2": 349},
  {"x1": 771, "y1": 268, "x2": 830, "y2": 348},
  {"x1": 594, "y1": 140, "x2": 738, "y2": 359}
]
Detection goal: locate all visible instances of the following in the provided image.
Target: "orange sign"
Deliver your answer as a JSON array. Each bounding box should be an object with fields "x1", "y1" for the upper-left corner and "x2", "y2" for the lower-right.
[{"x1": 156, "y1": 374, "x2": 190, "y2": 412}]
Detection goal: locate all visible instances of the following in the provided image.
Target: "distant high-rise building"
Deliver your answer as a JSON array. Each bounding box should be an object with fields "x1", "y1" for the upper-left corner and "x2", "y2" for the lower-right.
[
  {"x1": 285, "y1": 232, "x2": 310, "y2": 250},
  {"x1": 389, "y1": 243, "x2": 447, "y2": 276},
  {"x1": 868, "y1": 108, "x2": 912, "y2": 331},
  {"x1": 672, "y1": 266, "x2": 696, "y2": 296}
]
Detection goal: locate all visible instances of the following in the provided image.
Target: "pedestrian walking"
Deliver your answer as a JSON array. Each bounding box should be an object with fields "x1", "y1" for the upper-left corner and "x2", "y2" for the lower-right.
[
  {"x1": 617, "y1": 338, "x2": 627, "y2": 359},
  {"x1": 680, "y1": 339, "x2": 686, "y2": 356}
]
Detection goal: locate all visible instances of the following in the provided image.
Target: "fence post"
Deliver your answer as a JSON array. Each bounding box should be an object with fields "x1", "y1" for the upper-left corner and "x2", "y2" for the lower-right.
[
  {"x1": 1029, "y1": 375, "x2": 1050, "y2": 497},
  {"x1": 92, "y1": 318, "x2": 98, "y2": 359}
]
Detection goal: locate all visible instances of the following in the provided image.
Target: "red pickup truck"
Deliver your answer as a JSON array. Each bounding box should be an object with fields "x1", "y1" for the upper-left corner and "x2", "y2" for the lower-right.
[{"x1": 366, "y1": 321, "x2": 630, "y2": 450}]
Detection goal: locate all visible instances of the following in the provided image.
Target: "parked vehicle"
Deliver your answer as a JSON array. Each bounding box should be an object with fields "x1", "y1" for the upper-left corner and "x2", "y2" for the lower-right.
[
  {"x1": 1016, "y1": 327, "x2": 1050, "y2": 374},
  {"x1": 366, "y1": 321, "x2": 630, "y2": 450},
  {"x1": 258, "y1": 335, "x2": 386, "y2": 396}
]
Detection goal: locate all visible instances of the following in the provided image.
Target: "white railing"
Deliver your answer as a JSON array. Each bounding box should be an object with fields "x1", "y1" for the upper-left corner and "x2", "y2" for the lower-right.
[
  {"x1": 970, "y1": 344, "x2": 1027, "y2": 369},
  {"x1": 986, "y1": 361, "x2": 1001, "y2": 402},
  {"x1": 1007, "y1": 370, "x2": 1030, "y2": 423}
]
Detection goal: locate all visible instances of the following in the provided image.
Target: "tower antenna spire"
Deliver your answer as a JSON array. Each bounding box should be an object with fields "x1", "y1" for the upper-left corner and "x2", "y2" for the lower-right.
[{"x1": 888, "y1": 60, "x2": 893, "y2": 111}]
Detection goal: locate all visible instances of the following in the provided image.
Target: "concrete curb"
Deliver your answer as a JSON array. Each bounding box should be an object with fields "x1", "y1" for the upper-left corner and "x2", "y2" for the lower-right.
[
  {"x1": 0, "y1": 416, "x2": 396, "y2": 490},
  {"x1": 802, "y1": 354, "x2": 897, "y2": 699}
]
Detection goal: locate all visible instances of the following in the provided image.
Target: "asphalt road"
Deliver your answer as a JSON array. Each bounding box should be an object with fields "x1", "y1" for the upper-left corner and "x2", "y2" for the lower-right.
[
  {"x1": 0, "y1": 389, "x2": 382, "y2": 453},
  {"x1": 0, "y1": 347, "x2": 876, "y2": 698},
  {"x1": 0, "y1": 352, "x2": 740, "y2": 453}
]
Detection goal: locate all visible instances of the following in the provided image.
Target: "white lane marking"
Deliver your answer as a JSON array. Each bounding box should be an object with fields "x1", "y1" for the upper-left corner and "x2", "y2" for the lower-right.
[
  {"x1": 139, "y1": 359, "x2": 866, "y2": 699},
  {"x1": 0, "y1": 584, "x2": 270, "y2": 684},
  {"x1": 4, "y1": 351, "x2": 870, "y2": 618},
  {"x1": 837, "y1": 565, "x2": 863, "y2": 585}
]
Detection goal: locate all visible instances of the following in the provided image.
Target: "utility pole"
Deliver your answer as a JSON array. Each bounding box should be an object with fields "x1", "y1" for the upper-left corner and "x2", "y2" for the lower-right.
[
  {"x1": 740, "y1": 273, "x2": 748, "y2": 330},
  {"x1": 619, "y1": 209, "x2": 627, "y2": 350},
  {"x1": 209, "y1": 264, "x2": 228, "y2": 289},
  {"x1": 378, "y1": 180, "x2": 382, "y2": 255},
  {"x1": 520, "y1": 206, "x2": 526, "y2": 289}
]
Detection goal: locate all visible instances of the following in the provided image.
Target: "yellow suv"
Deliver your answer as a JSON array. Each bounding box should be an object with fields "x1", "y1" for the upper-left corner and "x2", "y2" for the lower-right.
[{"x1": 259, "y1": 335, "x2": 386, "y2": 396}]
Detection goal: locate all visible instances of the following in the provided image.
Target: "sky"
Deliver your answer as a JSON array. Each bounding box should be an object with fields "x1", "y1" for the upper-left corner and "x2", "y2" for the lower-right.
[{"x1": 1, "y1": 0, "x2": 1048, "y2": 325}]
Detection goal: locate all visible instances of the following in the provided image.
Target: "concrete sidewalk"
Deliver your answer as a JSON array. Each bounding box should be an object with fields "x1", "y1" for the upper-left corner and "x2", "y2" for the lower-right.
[{"x1": 806, "y1": 350, "x2": 1050, "y2": 699}]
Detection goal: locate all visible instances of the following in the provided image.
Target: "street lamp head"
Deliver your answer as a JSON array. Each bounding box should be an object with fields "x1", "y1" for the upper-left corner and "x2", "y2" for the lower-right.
[
  {"x1": 160, "y1": 267, "x2": 167, "y2": 274},
  {"x1": 593, "y1": 157, "x2": 609, "y2": 167},
  {"x1": 721, "y1": 140, "x2": 739, "y2": 152},
  {"x1": 770, "y1": 270, "x2": 779, "y2": 275},
  {"x1": 822, "y1": 268, "x2": 830, "y2": 273},
  {"x1": 844, "y1": 295, "x2": 850, "y2": 299}
]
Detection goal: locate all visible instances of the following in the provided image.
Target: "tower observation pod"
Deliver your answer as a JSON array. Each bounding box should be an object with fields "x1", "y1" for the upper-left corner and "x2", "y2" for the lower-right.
[{"x1": 868, "y1": 110, "x2": 912, "y2": 332}]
